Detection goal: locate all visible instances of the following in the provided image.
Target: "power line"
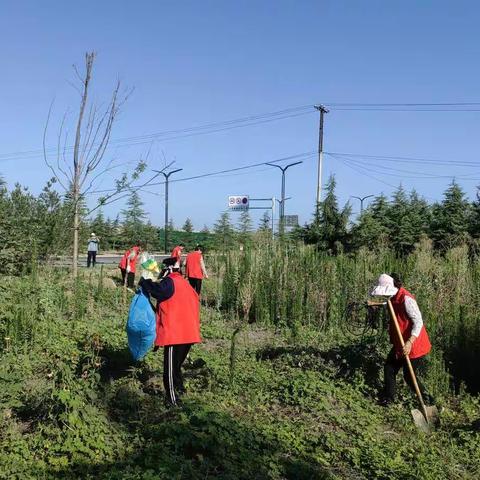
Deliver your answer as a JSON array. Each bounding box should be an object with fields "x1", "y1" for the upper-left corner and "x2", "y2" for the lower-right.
[
  {"x1": 88, "y1": 151, "x2": 317, "y2": 195},
  {"x1": 326, "y1": 151, "x2": 480, "y2": 167},
  {"x1": 0, "y1": 105, "x2": 315, "y2": 162}
]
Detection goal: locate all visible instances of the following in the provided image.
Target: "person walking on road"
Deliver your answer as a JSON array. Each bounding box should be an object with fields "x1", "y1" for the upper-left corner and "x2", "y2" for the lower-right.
[
  {"x1": 87, "y1": 233, "x2": 99, "y2": 268},
  {"x1": 370, "y1": 273, "x2": 433, "y2": 406},
  {"x1": 119, "y1": 245, "x2": 141, "y2": 288},
  {"x1": 139, "y1": 257, "x2": 201, "y2": 407},
  {"x1": 185, "y1": 245, "x2": 208, "y2": 295}
]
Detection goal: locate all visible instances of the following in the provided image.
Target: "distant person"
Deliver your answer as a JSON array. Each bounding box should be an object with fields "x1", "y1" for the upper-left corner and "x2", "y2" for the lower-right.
[
  {"x1": 87, "y1": 233, "x2": 99, "y2": 268},
  {"x1": 119, "y1": 245, "x2": 141, "y2": 287},
  {"x1": 139, "y1": 257, "x2": 201, "y2": 407},
  {"x1": 185, "y1": 245, "x2": 208, "y2": 295},
  {"x1": 171, "y1": 243, "x2": 185, "y2": 265},
  {"x1": 370, "y1": 273, "x2": 433, "y2": 406}
]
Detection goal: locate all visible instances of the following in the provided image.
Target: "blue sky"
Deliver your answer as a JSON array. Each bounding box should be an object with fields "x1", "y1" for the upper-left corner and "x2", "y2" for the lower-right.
[{"x1": 0, "y1": 1, "x2": 479, "y2": 229}]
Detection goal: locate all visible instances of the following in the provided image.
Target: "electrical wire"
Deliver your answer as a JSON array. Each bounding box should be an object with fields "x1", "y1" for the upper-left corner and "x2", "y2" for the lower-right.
[
  {"x1": 327, "y1": 153, "x2": 480, "y2": 180},
  {"x1": 88, "y1": 150, "x2": 317, "y2": 195},
  {"x1": 0, "y1": 105, "x2": 315, "y2": 162}
]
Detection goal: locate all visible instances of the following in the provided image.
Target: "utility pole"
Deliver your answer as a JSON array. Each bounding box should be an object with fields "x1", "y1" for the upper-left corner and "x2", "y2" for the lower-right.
[
  {"x1": 154, "y1": 168, "x2": 182, "y2": 253},
  {"x1": 266, "y1": 162, "x2": 302, "y2": 235},
  {"x1": 351, "y1": 195, "x2": 374, "y2": 213},
  {"x1": 315, "y1": 105, "x2": 329, "y2": 212}
]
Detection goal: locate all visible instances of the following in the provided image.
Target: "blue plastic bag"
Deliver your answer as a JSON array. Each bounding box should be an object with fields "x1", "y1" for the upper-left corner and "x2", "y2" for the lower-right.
[{"x1": 126, "y1": 287, "x2": 156, "y2": 361}]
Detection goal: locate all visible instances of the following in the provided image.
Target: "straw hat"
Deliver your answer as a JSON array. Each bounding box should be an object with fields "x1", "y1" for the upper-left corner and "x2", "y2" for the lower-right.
[{"x1": 371, "y1": 273, "x2": 398, "y2": 297}]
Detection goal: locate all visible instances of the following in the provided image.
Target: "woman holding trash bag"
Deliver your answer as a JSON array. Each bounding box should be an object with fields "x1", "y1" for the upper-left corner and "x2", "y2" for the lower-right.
[
  {"x1": 370, "y1": 273, "x2": 433, "y2": 406},
  {"x1": 139, "y1": 257, "x2": 200, "y2": 407}
]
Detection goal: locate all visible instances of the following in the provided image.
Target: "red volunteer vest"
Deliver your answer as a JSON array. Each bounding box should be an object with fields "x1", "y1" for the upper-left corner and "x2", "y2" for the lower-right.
[
  {"x1": 389, "y1": 287, "x2": 431, "y2": 359},
  {"x1": 128, "y1": 246, "x2": 140, "y2": 273},
  {"x1": 155, "y1": 272, "x2": 201, "y2": 347},
  {"x1": 185, "y1": 251, "x2": 204, "y2": 279},
  {"x1": 119, "y1": 250, "x2": 129, "y2": 269}
]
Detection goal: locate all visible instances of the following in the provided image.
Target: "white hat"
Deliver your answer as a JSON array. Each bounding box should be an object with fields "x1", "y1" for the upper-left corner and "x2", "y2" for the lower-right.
[
  {"x1": 90, "y1": 232, "x2": 96, "y2": 237},
  {"x1": 371, "y1": 274, "x2": 398, "y2": 297}
]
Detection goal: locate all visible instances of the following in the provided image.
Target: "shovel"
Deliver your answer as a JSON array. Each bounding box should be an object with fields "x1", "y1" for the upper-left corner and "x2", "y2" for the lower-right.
[{"x1": 386, "y1": 299, "x2": 439, "y2": 433}]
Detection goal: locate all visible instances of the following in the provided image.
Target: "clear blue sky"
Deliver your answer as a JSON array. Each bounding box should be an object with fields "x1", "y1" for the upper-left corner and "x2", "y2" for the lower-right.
[{"x1": 1, "y1": 1, "x2": 479, "y2": 229}]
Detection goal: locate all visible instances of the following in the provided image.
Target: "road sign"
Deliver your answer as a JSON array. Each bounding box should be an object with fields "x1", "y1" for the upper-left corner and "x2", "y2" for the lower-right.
[
  {"x1": 283, "y1": 215, "x2": 299, "y2": 227},
  {"x1": 228, "y1": 195, "x2": 249, "y2": 210}
]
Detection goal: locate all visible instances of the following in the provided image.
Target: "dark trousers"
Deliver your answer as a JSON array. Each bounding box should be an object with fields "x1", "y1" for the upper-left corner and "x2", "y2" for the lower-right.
[
  {"x1": 188, "y1": 277, "x2": 202, "y2": 295},
  {"x1": 120, "y1": 269, "x2": 135, "y2": 288},
  {"x1": 163, "y1": 344, "x2": 192, "y2": 405},
  {"x1": 87, "y1": 251, "x2": 97, "y2": 268},
  {"x1": 384, "y1": 349, "x2": 432, "y2": 403}
]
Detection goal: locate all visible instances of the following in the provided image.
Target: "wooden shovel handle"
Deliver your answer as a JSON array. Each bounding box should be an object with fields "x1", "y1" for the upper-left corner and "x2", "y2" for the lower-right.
[{"x1": 387, "y1": 299, "x2": 429, "y2": 422}]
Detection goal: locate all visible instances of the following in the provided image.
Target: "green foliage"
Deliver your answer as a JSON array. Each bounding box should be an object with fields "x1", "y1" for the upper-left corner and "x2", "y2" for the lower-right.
[{"x1": 1, "y1": 264, "x2": 480, "y2": 479}]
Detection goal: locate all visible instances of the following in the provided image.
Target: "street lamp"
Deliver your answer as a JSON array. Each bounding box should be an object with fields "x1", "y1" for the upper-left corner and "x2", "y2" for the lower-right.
[
  {"x1": 266, "y1": 161, "x2": 302, "y2": 235},
  {"x1": 154, "y1": 168, "x2": 183, "y2": 253},
  {"x1": 351, "y1": 195, "x2": 374, "y2": 213}
]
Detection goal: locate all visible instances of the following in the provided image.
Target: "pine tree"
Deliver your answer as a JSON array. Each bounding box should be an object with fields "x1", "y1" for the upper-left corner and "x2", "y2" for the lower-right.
[
  {"x1": 201, "y1": 224, "x2": 210, "y2": 233},
  {"x1": 258, "y1": 211, "x2": 271, "y2": 231},
  {"x1": 303, "y1": 175, "x2": 351, "y2": 252},
  {"x1": 121, "y1": 191, "x2": 147, "y2": 246},
  {"x1": 430, "y1": 180, "x2": 471, "y2": 249},
  {"x1": 470, "y1": 185, "x2": 480, "y2": 239},
  {"x1": 183, "y1": 218, "x2": 194, "y2": 233},
  {"x1": 237, "y1": 210, "x2": 253, "y2": 246},
  {"x1": 213, "y1": 211, "x2": 235, "y2": 250}
]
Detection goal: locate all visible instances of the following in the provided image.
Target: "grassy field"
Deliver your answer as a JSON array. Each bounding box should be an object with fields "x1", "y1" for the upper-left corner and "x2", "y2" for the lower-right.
[{"x1": 1, "y1": 253, "x2": 480, "y2": 479}]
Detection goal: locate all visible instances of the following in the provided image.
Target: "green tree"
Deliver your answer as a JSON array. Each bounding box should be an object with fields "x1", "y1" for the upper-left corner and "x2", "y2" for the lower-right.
[
  {"x1": 470, "y1": 185, "x2": 480, "y2": 239},
  {"x1": 183, "y1": 218, "x2": 194, "y2": 233},
  {"x1": 121, "y1": 191, "x2": 147, "y2": 246},
  {"x1": 237, "y1": 210, "x2": 253, "y2": 246},
  {"x1": 430, "y1": 180, "x2": 471, "y2": 250},
  {"x1": 302, "y1": 175, "x2": 351, "y2": 252},
  {"x1": 213, "y1": 211, "x2": 235, "y2": 250},
  {"x1": 258, "y1": 211, "x2": 271, "y2": 232}
]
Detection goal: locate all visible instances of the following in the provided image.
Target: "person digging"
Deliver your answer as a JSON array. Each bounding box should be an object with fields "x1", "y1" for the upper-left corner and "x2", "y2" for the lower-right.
[
  {"x1": 139, "y1": 257, "x2": 200, "y2": 407},
  {"x1": 369, "y1": 273, "x2": 434, "y2": 407}
]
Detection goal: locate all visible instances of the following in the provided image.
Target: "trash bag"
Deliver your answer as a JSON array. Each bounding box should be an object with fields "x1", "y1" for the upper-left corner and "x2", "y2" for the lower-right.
[{"x1": 126, "y1": 287, "x2": 156, "y2": 361}]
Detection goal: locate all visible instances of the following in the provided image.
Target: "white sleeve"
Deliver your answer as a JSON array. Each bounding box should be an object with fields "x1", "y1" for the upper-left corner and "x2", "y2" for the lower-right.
[
  {"x1": 200, "y1": 256, "x2": 208, "y2": 277},
  {"x1": 404, "y1": 297, "x2": 423, "y2": 338}
]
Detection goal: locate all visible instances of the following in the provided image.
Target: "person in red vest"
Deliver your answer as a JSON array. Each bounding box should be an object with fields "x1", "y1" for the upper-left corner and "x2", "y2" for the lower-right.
[
  {"x1": 370, "y1": 273, "x2": 433, "y2": 405},
  {"x1": 185, "y1": 245, "x2": 208, "y2": 295},
  {"x1": 139, "y1": 257, "x2": 200, "y2": 407},
  {"x1": 119, "y1": 245, "x2": 141, "y2": 288},
  {"x1": 171, "y1": 243, "x2": 185, "y2": 265}
]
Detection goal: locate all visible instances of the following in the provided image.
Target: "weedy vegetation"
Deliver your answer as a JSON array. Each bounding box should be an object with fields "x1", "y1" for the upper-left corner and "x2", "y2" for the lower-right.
[{"x1": 1, "y1": 240, "x2": 480, "y2": 479}]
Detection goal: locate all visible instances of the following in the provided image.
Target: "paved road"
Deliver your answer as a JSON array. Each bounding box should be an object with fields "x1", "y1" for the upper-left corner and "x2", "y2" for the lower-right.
[{"x1": 55, "y1": 254, "x2": 172, "y2": 267}]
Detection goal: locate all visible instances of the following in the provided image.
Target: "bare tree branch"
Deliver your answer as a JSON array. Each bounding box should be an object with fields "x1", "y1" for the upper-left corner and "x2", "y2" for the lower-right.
[{"x1": 43, "y1": 100, "x2": 68, "y2": 191}]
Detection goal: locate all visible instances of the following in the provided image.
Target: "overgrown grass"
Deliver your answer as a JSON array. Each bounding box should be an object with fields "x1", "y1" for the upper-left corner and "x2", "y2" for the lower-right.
[{"x1": 0, "y1": 257, "x2": 480, "y2": 479}]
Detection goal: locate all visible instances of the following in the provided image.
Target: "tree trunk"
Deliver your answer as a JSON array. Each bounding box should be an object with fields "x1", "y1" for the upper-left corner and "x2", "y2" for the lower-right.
[{"x1": 72, "y1": 193, "x2": 79, "y2": 278}]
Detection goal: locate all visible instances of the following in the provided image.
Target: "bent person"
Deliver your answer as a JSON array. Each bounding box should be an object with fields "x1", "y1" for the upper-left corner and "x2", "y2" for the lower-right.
[
  {"x1": 87, "y1": 233, "x2": 99, "y2": 268},
  {"x1": 139, "y1": 257, "x2": 200, "y2": 407},
  {"x1": 371, "y1": 273, "x2": 433, "y2": 405},
  {"x1": 185, "y1": 245, "x2": 208, "y2": 295}
]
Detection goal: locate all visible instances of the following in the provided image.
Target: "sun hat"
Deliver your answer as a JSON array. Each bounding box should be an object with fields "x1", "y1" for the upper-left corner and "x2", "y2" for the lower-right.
[{"x1": 371, "y1": 273, "x2": 398, "y2": 297}]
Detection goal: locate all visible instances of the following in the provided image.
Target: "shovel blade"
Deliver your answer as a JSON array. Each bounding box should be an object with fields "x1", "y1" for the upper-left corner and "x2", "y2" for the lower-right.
[{"x1": 411, "y1": 406, "x2": 439, "y2": 433}]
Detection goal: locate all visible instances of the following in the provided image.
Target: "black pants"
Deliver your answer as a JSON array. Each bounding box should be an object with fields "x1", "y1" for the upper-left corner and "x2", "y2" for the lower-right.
[
  {"x1": 384, "y1": 349, "x2": 432, "y2": 403},
  {"x1": 87, "y1": 251, "x2": 97, "y2": 268},
  {"x1": 120, "y1": 269, "x2": 135, "y2": 288},
  {"x1": 163, "y1": 344, "x2": 192, "y2": 405},
  {"x1": 188, "y1": 277, "x2": 202, "y2": 295}
]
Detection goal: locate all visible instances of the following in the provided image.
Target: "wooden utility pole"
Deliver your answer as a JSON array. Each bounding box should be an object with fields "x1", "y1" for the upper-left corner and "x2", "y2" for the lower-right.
[{"x1": 315, "y1": 105, "x2": 329, "y2": 213}]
